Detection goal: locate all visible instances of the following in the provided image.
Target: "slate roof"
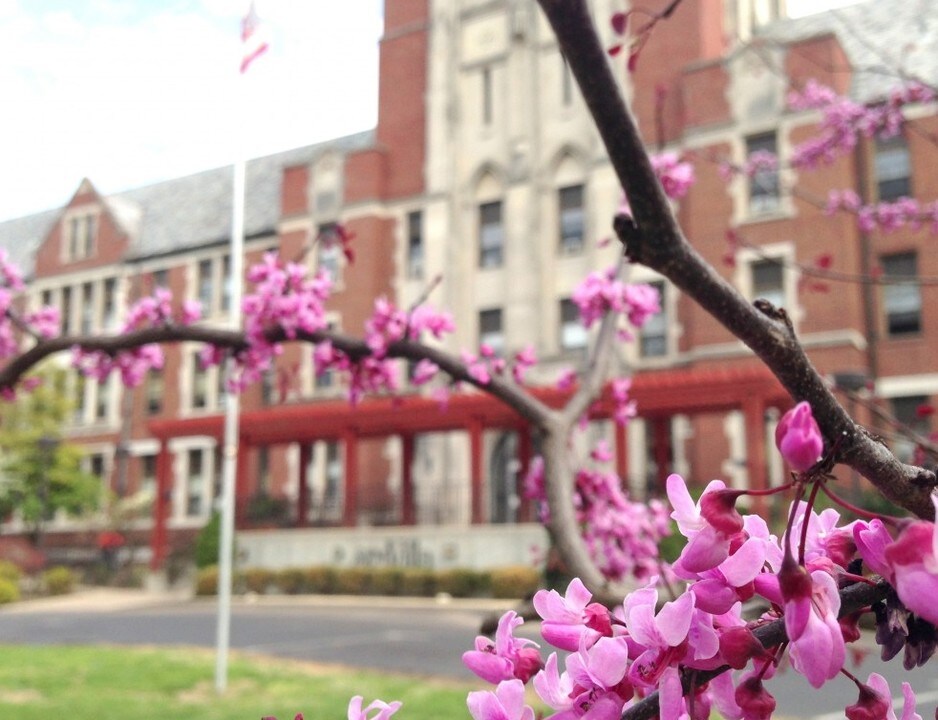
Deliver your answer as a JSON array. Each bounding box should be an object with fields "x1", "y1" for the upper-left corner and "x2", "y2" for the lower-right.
[
  {"x1": 0, "y1": 130, "x2": 375, "y2": 275},
  {"x1": 762, "y1": 0, "x2": 938, "y2": 102}
]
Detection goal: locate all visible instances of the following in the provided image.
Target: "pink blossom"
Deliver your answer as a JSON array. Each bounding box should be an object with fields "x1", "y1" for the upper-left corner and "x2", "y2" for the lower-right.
[
  {"x1": 667, "y1": 474, "x2": 740, "y2": 573},
  {"x1": 410, "y1": 359, "x2": 439, "y2": 386},
  {"x1": 846, "y1": 673, "x2": 923, "y2": 720},
  {"x1": 651, "y1": 151, "x2": 696, "y2": 200},
  {"x1": 883, "y1": 496, "x2": 938, "y2": 625},
  {"x1": 468, "y1": 679, "x2": 535, "y2": 720},
  {"x1": 534, "y1": 640, "x2": 632, "y2": 720},
  {"x1": 611, "y1": 377, "x2": 636, "y2": 426},
  {"x1": 347, "y1": 696, "x2": 402, "y2": 720},
  {"x1": 775, "y1": 401, "x2": 823, "y2": 472},
  {"x1": 533, "y1": 578, "x2": 613, "y2": 652},
  {"x1": 463, "y1": 611, "x2": 543, "y2": 684}
]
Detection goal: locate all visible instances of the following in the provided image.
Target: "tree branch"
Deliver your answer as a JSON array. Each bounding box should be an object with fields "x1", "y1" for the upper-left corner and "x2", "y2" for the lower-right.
[{"x1": 536, "y1": 0, "x2": 936, "y2": 519}]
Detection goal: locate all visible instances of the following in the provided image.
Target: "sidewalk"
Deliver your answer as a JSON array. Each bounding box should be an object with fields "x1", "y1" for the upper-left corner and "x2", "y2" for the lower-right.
[{"x1": 2, "y1": 586, "x2": 519, "y2": 614}]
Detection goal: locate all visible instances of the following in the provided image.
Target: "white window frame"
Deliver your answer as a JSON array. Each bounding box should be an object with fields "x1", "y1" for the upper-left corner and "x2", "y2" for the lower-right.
[{"x1": 735, "y1": 242, "x2": 799, "y2": 326}]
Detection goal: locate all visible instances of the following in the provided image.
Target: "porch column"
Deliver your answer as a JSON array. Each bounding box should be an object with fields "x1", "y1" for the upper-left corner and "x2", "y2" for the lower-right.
[
  {"x1": 149, "y1": 439, "x2": 172, "y2": 572},
  {"x1": 516, "y1": 428, "x2": 533, "y2": 522},
  {"x1": 401, "y1": 434, "x2": 416, "y2": 526},
  {"x1": 342, "y1": 429, "x2": 359, "y2": 527},
  {"x1": 234, "y1": 438, "x2": 251, "y2": 527},
  {"x1": 651, "y1": 416, "x2": 672, "y2": 496},
  {"x1": 744, "y1": 398, "x2": 768, "y2": 517},
  {"x1": 469, "y1": 419, "x2": 484, "y2": 524},
  {"x1": 296, "y1": 442, "x2": 311, "y2": 527}
]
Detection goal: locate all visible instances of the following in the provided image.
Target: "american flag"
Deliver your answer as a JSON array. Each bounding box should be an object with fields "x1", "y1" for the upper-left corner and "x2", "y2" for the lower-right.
[{"x1": 240, "y1": 1, "x2": 269, "y2": 74}]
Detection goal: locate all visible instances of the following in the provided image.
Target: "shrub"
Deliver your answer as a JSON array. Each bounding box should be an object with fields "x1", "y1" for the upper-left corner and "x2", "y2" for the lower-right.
[
  {"x1": 242, "y1": 567, "x2": 275, "y2": 594},
  {"x1": 333, "y1": 567, "x2": 372, "y2": 595},
  {"x1": 193, "y1": 512, "x2": 221, "y2": 569},
  {"x1": 303, "y1": 566, "x2": 338, "y2": 594},
  {"x1": 196, "y1": 566, "x2": 219, "y2": 596},
  {"x1": 490, "y1": 566, "x2": 541, "y2": 599},
  {"x1": 437, "y1": 568, "x2": 489, "y2": 598},
  {"x1": 276, "y1": 568, "x2": 308, "y2": 594},
  {"x1": 43, "y1": 566, "x2": 76, "y2": 596},
  {"x1": 0, "y1": 577, "x2": 19, "y2": 604},
  {"x1": 368, "y1": 567, "x2": 405, "y2": 595},
  {"x1": 400, "y1": 567, "x2": 436, "y2": 596},
  {"x1": 0, "y1": 559, "x2": 21, "y2": 585}
]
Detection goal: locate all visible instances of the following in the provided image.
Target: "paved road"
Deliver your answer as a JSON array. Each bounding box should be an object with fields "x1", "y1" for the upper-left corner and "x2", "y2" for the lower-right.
[{"x1": 1, "y1": 590, "x2": 936, "y2": 718}]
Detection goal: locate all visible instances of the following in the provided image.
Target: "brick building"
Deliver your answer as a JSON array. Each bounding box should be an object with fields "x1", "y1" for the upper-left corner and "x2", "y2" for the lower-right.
[{"x1": 0, "y1": 0, "x2": 935, "y2": 570}]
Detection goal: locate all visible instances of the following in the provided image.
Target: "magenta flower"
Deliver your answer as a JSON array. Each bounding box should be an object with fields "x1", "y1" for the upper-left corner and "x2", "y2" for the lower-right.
[
  {"x1": 467, "y1": 679, "x2": 535, "y2": 720},
  {"x1": 533, "y1": 639, "x2": 632, "y2": 720},
  {"x1": 845, "y1": 673, "x2": 923, "y2": 720},
  {"x1": 883, "y1": 496, "x2": 938, "y2": 625},
  {"x1": 533, "y1": 578, "x2": 612, "y2": 651},
  {"x1": 462, "y1": 610, "x2": 542, "y2": 684},
  {"x1": 778, "y1": 559, "x2": 845, "y2": 688},
  {"x1": 667, "y1": 474, "x2": 742, "y2": 574},
  {"x1": 775, "y1": 402, "x2": 824, "y2": 471},
  {"x1": 347, "y1": 696, "x2": 402, "y2": 720}
]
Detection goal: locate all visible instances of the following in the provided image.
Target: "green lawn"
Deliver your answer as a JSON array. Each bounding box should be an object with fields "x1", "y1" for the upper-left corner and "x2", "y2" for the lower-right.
[{"x1": 0, "y1": 645, "x2": 476, "y2": 720}]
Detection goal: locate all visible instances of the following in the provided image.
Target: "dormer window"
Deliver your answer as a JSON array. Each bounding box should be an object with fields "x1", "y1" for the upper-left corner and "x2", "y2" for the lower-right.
[{"x1": 67, "y1": 212, "x2": 96, "y2": 261}]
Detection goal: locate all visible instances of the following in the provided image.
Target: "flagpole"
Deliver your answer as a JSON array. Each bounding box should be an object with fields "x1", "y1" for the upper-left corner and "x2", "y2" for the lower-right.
[{"x1": 214, "y1": 142, "x2": 245, "y2": 697}]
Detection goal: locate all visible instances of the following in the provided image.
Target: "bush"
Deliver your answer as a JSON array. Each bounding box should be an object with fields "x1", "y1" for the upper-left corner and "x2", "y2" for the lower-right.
[
  {"x1": 194, "y1": 512, "x2": 221, "y2": 569},
  {"x1": 400, "y1": 568, "x2": 436, "y2": 596},
  {"x1": 0, "y1": 577, "x2": 19, "y2": 604},
  {"x1": 43, "y1": 566, "x2": 76, "y2": 596},
  {"x1": 368, "y1": 567, "x2": 405, "y2": 595},
  {"x1": 195, "y1": 566, "x2": 219, "y2": 596},
  {"x1": 490, "y1": 566, "x2": 541, "y2": 599},
  {"x1": 303, "y1": 566, "x2": 338, "y2": 594},
  {"x1": 276, "y1": 568, "x2": 308, "y2": 594},
  {"x1": 0, "y1": 559, "x2": 21, "y2": 585},
  {"x1": 333, "y1": 567, "x2": 372, "y2": 595},
  {"x1": 437, "y1": 568, "x2": 489, "y2": 598},
  {"x1": 242, "y1": 567, "x2": 275, "y2": 594}
]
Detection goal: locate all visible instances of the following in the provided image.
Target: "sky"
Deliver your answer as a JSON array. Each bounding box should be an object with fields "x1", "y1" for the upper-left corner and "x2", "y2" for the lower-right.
[{"x1": 0, "y1": 0, "x2": 857, "y2": 222}]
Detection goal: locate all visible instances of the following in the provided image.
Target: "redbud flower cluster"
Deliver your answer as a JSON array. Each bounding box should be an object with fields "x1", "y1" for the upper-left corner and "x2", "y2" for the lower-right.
[{"x1": 571, "y1": 268, "x2": 660, "y2": 333}]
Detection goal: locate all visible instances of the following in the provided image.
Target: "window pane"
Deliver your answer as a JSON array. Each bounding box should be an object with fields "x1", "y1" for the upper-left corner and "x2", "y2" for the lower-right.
[
  {"x1": 198, "y1": 259, "x2": 213, "y2": 311},
  {"x1": 479, "y1": 308, "x2": 504, "y2": 354},
  {"x1": 639, "y1": 281, "x2": 668, "y2": 358},
  {"x1": 875, "y1": 136, "x2": 911, "y2": 201},
  {"x1": 559, "y1": 185, "x2": 585, "y2": 254},
  {"x1": 479, "y1": 201, "x2": 504, "y2": 268},
  {"x1": 882, "y1": 252, "x2": 921, "y2": 335},
  {"x1": 407, "y1": 210, "x2": 423, "y2": 279},
  {"x1": 746, "y1": 133, "x2": 779, "y2": 214},
  {"x1": 560, "y1": 298, "x2": 587, "y2": 352},
  {"x1": 752, "y1": 259, "x2": 785, "y2": 308}
]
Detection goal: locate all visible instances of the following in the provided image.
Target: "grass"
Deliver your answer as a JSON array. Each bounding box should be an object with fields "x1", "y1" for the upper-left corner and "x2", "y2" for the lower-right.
[{"x1": 0, "y1": 644, "x2": 476, "y2": 720}]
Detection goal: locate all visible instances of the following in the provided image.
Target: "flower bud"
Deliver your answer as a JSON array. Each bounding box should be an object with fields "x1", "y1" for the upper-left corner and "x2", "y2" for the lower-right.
[
  {"x1": 845, "y1": 682, "x2": 890, "y2": 720},
  {"x1": 775, "y1": 401, "x2": 823, "y2": 472},
  {"x1": 735, "y1": 677, "x2": 776, "y2": 720}
]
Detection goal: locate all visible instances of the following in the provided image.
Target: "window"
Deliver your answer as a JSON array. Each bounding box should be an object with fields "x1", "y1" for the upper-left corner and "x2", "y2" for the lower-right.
[
  {"x1": 479, "y1": 308, "x2": 504, "y2": 355},
  {"x1": 102, "y1": 278, "x2": 117, "y2": 330},
  {"x1": 478, "y1": 201, "x2": 504, "y2": 268},
  {"x1": 146, "y1": 370, "x2": 163, "y2": 415},
  {"x1": 559, "y1": 299, "x2": 587, "y2": 353},
  {"x1": 61, "y1": 286, "x2": 73, "y2": 335},
  {"x1": 750, "y1": 258, "x2": 786, "y2": 308},
  {"x1": 95, "y1": 379, "x2": 110, "y2": 421},
  {"x1": 639, "y1": 281, "x2": 668, "y2": 358},
  {"x1": 197, "y1": 259, "x2": 213, "y2": 311},
  {"x1": 746, "y1": 132, "x2": 779, "y2": 214},
  {"x1": 67, "y1": 213, "x2": 95, "y2": 261},
  {"x1": 152, "y1": 269, "x2": 169, "y2": 290},
  {"x1": 891, "y1": 395, "x2": 930, "y2": 463},
  {"x1": 558, "y1": 185, "x2": 585, "y2": 254},
  {"x1": 882, "y1": 252, "x2": 921, "y2": 336},
  {"x1": 80, "y1": 282, "x2": 94, "y2": 334},
  {"x1": 317, "y1": 223, "x2": 341, "y2": 282},
  {"x1": 407, "y1": 211, "x2": 423, "y2": 280},
  {"x1": 875, "y1": 135, "x2": 911, "y2": 201},
  {"x1": 482, "y1": 66, "x2": 493, "y2": 125},
  {"x1": 140, "y1": 454, "x2": 157, "y2": 502},
  {"x1": 191, "y1": 355, "x2": 208, "y2": 410},
  {"x1": 186, "y1": 449, "x2": 205, "y2": 516}
]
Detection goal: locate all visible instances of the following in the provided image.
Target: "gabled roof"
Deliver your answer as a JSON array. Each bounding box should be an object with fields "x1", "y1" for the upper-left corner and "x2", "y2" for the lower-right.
[
  {"x1": 764, "y1": 0, "x2": 938, "y2": 102},
  {"x1": 0, "y1": 130, "x2": 375, "y2": 275}
]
